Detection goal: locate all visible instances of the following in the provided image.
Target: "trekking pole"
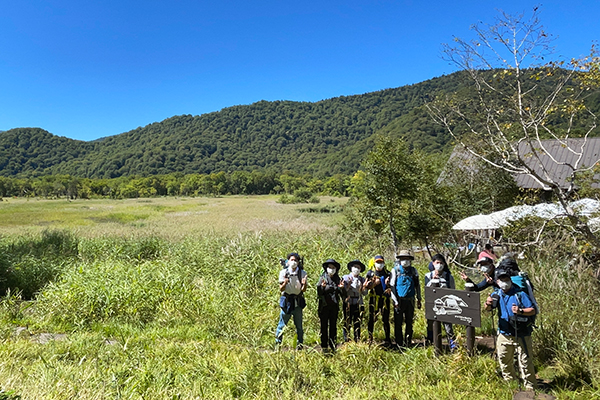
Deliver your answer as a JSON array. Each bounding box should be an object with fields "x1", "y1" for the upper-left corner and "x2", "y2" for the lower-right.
[
  {"x1": 491, "y1": 309, "x2": 497, "y2": 358},
  {"x1": 513, "y1": 303, "x2": 522, "y2": 393}
]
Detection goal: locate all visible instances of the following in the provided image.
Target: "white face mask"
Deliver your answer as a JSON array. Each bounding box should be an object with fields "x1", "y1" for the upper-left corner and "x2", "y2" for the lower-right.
[
  {"x1": 400, "y1": 260, "x2": 411, "y2": 267},
  {"x1": 327, "y1": 267, "x2": 336, "y2": 276},
  {"x1": 480, "y1": 265, "x2": 491, "y2": 274},
  {"x1": 288, "y1": 260, "x2": 298, "y2": 270},
  {"x1": 497, "y1": 280, "x2": 512, "y2": 291},
  {"x1": 351, "y1": 266, "x2": 360, "y2": 276},
  {"x1": 375, "y1": 262, "x2": 384, "y2": 271},
  {"x1": 433, "y1": 263, "x2": 444, "y2": 272}
]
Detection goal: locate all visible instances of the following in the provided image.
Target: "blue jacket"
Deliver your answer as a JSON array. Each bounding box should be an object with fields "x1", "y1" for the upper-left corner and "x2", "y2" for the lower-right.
[{"x1": 495, "y1": 286, "x2": 534, "y2": 337}]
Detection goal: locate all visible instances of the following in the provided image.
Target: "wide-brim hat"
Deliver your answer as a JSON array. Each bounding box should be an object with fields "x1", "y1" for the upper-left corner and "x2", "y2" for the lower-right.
[
  {"x1": 347, "y1": 260, "x2": 366, "y2": 272},
  {"x1": 322, "y1": 258, "x2": 340, "y2": 271},
  {"x1": 395, "y1": 250, "x2": 414, "y2": 260}
]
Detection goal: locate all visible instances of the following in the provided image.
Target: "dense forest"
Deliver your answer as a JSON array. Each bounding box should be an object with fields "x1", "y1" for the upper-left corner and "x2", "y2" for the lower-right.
[
  {"x1": 2, "y1": 70, "x2": 598, "y2": 179},
  {"x1": 0, "y1": 73, "x2": 467, "y2": 178},
  {"x1": 0, "y1": 172, "x2": 351, "y2": 199}
]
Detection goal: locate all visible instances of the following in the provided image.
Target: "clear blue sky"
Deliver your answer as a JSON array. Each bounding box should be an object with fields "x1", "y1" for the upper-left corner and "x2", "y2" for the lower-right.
[{"x1": 0, "y1": 0, "x2": 597, "y2": 141}]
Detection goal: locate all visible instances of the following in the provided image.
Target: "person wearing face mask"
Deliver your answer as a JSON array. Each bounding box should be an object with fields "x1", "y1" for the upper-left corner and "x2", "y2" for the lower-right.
[
  {"x1": 341, "y1": 260, "x2": 367, "y2": 342},
  {"x1": 389, "y1": 250, "x2": 421, "y2": 348},
  {"x1": 424, "y1": 254, "x2": 457, "y2": 349},
  {"x1": 485, "y1": 269, "x2": 537, "y2": 390},
  {"x1": 364, "y1": 255, "x2": 392, "y2": 346},
  {"x1": 317, "y1": 258, "x2": 343, "y2": 353},
  {"x1": 459, "y1": 256, "x2": 498, "y2": 292},
  {"x1": 276, "y1": 252, "x2": 308, "y2": 350}
]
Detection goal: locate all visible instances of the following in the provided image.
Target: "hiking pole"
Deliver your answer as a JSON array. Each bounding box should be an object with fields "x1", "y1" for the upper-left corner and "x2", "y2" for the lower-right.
[{"x1": 513, "y1": 303, "x2": 523, "y2": 394}]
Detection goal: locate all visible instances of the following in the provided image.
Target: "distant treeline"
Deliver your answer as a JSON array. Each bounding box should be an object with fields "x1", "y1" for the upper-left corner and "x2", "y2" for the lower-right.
[{"x1": 0, "y1": 172, "x2": 351, "y2": 199}]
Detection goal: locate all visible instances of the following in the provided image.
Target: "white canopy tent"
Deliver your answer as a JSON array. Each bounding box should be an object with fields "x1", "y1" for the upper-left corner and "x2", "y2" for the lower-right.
[{"x1": 452, "y1": 199, "x2": 600, "y2": 231}]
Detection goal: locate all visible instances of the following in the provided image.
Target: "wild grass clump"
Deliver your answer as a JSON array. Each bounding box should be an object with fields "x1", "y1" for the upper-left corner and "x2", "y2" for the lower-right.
[
  {"x1": 0, "y1": 230, "x2": 78, "y2": 299},
  {"x1": 78, "y1": 235, "x2": 166, "y2": 262},
  {"x1": 36, "y1": 259, "x2": 198, "y2": 329},
  {"x1": 525, "y1": 258, "x2": 600, "y2": 389}
]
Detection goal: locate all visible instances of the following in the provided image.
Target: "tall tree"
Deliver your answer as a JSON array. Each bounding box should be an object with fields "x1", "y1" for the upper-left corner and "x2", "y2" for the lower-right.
[{"x1": 428, "y1": 8, "x2": 600, "y2": 247}]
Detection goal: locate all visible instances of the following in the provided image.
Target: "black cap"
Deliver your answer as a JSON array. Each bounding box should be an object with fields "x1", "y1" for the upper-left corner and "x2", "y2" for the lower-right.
[{"x1": 494, "y1": 268, "x2": 511, "y2": 280}]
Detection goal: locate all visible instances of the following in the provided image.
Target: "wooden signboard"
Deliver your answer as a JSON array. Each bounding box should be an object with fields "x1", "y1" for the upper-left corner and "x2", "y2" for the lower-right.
[{"x1": 424, "y1": 286, "x2": 481, "y2": 327}]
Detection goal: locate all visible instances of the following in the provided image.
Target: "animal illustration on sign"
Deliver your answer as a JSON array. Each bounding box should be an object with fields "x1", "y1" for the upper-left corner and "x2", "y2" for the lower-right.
[{"x1": 433, "y1": 295, "x2": 468, "y2": 315}]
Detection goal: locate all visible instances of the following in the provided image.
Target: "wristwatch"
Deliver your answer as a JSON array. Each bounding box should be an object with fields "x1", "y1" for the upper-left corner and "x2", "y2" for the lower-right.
[{"x1": 518, "y1": 307, "x2": 523, "y2": 314}]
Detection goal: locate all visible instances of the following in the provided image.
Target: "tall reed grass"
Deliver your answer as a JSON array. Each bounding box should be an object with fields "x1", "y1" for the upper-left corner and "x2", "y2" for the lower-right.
[{"x1": 0, "y1": 229, "x2": 598, "y2": 398}]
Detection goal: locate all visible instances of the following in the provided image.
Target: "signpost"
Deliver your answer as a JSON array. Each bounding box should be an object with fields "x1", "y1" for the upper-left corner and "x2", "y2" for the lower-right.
[{"x1": 425, "y1": 285, "x2": 480, "y2": 355}]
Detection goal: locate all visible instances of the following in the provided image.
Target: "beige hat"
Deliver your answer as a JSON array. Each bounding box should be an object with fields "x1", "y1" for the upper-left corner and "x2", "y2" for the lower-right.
[{"x1": 395, "y1": 250, "x2": 414, "y2": 260}]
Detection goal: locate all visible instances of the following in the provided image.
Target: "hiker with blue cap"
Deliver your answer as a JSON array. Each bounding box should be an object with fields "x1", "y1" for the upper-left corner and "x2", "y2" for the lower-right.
[{"x1": 485, "y1": 267, "x2": 537, "y2": 390}]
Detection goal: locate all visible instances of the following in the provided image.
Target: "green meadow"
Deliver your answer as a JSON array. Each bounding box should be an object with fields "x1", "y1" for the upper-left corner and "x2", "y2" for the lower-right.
[{"x1": 0, "y1": 196, "x2": 598, "y2": 399}]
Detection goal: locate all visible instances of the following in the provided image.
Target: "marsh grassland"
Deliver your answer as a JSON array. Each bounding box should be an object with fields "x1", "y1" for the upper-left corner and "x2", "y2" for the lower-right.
[{"x1": 0, "y1": 196, "x2": 598, "y2": 399}]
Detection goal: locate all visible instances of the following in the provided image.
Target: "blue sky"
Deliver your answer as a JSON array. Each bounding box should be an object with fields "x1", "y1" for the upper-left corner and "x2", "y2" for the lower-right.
[{"x1": 0, "y1": 0, "x2": 597, "y2": 141}]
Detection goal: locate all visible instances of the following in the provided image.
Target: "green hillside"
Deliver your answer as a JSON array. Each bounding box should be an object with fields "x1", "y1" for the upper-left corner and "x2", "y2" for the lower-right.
[
  {"x1": 2, "y1": 69, "x2": 597, "y2": 179},
  {"x1": 0, "y1": 73, "x2": 466, "y2": 178}
]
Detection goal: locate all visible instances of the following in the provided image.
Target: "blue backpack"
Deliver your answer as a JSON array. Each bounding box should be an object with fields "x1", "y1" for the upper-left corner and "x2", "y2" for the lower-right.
[
  {"x1": 394, "y1": 263, "x2": 417, "y2": 298},
  {"x1": 511, "y1": 272, "x2": 539, "y2": 323}
]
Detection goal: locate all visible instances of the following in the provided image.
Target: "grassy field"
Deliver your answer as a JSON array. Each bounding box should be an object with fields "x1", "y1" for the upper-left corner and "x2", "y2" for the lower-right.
[
  {"x1": 0, "y1": 196, "x2": 346, "y2": 238},
  {"x1": 0, "y1": 196, "x2": 598, "y2": 399}
]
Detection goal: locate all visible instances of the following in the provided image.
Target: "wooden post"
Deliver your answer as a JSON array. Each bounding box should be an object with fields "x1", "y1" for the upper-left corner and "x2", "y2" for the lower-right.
[
  {"x1": 430, "y1": 279, "x2": 442, "y2": 356},
  {"x1": 465, "y1": 282, "x2": 476, "y2": 356}
]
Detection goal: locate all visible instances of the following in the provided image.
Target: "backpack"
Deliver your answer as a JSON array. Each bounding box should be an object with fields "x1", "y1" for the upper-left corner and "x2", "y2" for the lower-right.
[
  {"x1": 509, "y1": 291, "x2": 536, "y2": 335},
  {"x1": 511, "y1": 272, "x2": 539, "y2": 315},
  {"x1": 394, "y1": 263, "x2": 417, "y2": 298}
]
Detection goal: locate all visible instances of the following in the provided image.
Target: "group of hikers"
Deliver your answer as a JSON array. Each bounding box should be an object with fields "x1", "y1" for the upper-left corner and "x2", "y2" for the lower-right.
[{"x1": 275, "y1": 244, "x2": 539, "y2": 391}]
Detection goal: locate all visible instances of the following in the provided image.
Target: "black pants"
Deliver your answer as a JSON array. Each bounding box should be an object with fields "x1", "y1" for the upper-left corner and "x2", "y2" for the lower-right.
[
  {"x1": 368, "y1": 296, "x2": 390, "y2": 342},
  {"x1": 319, "y1": 305, "x2": 339, "y2": 350},
  {"x1": 394, "y1": 298, "x2": 415, "y2": 347},
  {"x1": 343, "y1": 302, "x2": 363, "y2": 342}
]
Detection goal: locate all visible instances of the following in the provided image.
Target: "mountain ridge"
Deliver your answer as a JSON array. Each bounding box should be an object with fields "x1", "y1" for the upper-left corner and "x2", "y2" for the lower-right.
[{"x1": 6, "y1": 70, "x2": 592, "y2": 179}]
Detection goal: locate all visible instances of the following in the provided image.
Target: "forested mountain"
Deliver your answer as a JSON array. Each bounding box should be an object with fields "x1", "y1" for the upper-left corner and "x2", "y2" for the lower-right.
[{"x1": 2, "y1": 70, "x2": 598, "y2": 179}]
